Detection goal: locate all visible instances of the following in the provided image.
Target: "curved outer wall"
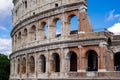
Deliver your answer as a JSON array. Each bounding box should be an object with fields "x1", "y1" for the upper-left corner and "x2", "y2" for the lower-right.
[{"x1": 10, "y1": 0, "x2": 120, "y2": 80}]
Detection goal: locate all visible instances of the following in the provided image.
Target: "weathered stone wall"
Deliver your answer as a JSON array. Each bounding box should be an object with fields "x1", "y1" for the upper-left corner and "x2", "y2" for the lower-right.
[{"x1": 10, "y1": 0, "x2": 120, "y2": 80}]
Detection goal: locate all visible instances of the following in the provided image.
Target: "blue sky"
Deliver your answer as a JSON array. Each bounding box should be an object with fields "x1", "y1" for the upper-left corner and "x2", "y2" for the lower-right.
[
  {"x1": 88, "y1": 0, "x2": 120, "y2": 31},
  {"x1": 0, "y1": 0, "x2": 120, "y2": 55}
]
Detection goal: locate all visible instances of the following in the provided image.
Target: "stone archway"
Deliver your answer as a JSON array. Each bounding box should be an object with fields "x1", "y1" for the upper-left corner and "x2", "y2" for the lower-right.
[
  {"x1": 51, "y1": 53, "x2": 60, "y2": 72},
  {"x1": 29, "y1": 56, "x2": 35, "y2": 73},
  {"x1": 114, "y1": 52, "x2": 120, "y2": 71},
  {"x1": 39, "y1": 55, "x2": 46, "y2": 73},
  {"x1": 86, "y1": 50, "x2": 98, "y2": 71},
  {"x1": 67, "y1": 51, "x2": 77, "y2": 72}
]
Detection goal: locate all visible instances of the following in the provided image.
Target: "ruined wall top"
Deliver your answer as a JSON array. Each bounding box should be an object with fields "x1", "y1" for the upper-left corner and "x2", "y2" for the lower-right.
[{"x1": 12, "y1": 0, "x2": 87, "y2": 27}]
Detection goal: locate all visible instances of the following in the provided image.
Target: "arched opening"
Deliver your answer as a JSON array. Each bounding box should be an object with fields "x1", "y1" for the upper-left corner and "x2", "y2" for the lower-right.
[
  {"x1": 67, "y1": 51, "x2": 77, "y2": 72},
  {"x1": 18, "y1": 32, "x2": 21, "y2": 46},
  {"x1": 43, "y1": 23, "x2": 48, "y2": 39},
  {"x1": 17, "y1": 59, "x2": 20, "y2": 74},
  {"x1": 15, "y1": 35, "x2": 17, "y2": 46},
  {"x1": 22, "y1": 58, "x2": 26, "y2": 73},
  {"x1": 52, "y1": 53, "x2": 60, "y2": 72},
  {"x1": 24, "y1": 28, "x2": 27, "y2": 37},
  {"x1": 108, "y1": 38, "x2": 111, "y2": 46},
  {"x1": 18, "y1": 32, "x2": 21, "y2": 39},
  {"x1": 114, "y1": 52, "x2": 120, "y2": 71},
  {"x1": 23, "y1": 28, "x2": 27, "y2": 44},
  {"x1": 30, "y1": 25, "x2": 36, "y2": 41},
  {"x1": 40, "y1": 55, "x2": 46, "y2": 73},
  {"x1": 55, "y1": 19, "x2": 61, "y2": 37},
  {"x1": 87, "y1": 50, "x2": 98, "y2": 71},
  {"x1": 25, "y1": 1, "x2": 27, "y2": 8},
  {"x1": 30, "y1": 56, "x2": 35, "y2": 73},
  {"x1": 69, "y1": 15, "x2": 78, "y2": 34}
]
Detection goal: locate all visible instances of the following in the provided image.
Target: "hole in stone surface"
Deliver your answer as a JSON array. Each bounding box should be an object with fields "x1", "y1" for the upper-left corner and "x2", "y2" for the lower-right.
[
  {"x1": 33, "y1": 12, "x2": 35, "y2": 15},
  {"x1": 55, "y1": 3, "x2": 58, "y2": 7}
]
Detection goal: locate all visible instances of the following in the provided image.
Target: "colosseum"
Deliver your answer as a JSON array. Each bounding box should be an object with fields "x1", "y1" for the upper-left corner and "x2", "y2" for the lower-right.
[{"x1": 10, "y1": 0, "x2": 120, "y2": 80}]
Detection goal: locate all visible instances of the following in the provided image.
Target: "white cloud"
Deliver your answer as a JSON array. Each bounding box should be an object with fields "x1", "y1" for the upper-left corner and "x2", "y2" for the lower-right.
[
  {"x1": 106, "y1": 10, "x2": 120, "y2": 21},
  {"x1": 0, "y1": 26, "x2": 7, "y2": 31},
  {"x1": 0, "y1": 0, "x2": 13, "y2": 56},
  {"x1": 108, "y1": 23, "x2": 120, "y2": 35},
  {"x1": 0, "y1": 38, "x2": 11, "y2": 55},
  {"x1": 0, "y1": 0, "x2": 13, "y2": 22}
]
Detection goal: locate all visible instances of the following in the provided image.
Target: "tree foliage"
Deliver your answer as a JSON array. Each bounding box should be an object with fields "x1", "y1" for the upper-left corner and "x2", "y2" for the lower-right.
[{"x1": 0, "y1": 54, "x2": 10, "y2": 80}]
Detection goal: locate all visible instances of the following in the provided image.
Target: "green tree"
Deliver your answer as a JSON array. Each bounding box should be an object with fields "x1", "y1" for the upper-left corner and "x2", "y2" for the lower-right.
[{"x1": 0, "y1": 54, "x2": 10, "y2": 80}]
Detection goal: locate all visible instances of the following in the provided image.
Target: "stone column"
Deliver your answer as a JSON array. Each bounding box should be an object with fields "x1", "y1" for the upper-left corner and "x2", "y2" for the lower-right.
[
  {"x1": 78, "y1": 46, "x2": 85, "y2": 72},
  {"x1": 46, "y1": 50, "x2": 49, "y2": 73},
  {"x1": 26, "y1": 53, "x2": 29, "y2": 78},
  {"x1": 60, "y1": 48, "x2": 65, "y2": 72},
  {"x1": 35, "y1": 53, "x2": 38, "y2": 78},
  {"x1": 61, "y1": 14, "x2": 70, "y2": 37},
  {"x1": 15, "y1": 58, "x2": 17, "y2": 75},
  {"x1": 78, "y1": 5, "x2": 92, "y2": 33},
  {"x1": 63, "y1": 48, "x2": 70, "y2": 72},
  {"x1": 47, "y1": 18, "x2": 56, "y2": 39},
  {"x1": 98, "y1": 42, "x2": 107, "y2": 72},
  {"x1": 20, "y1": 56, "x2": 22, "y2": 78}
]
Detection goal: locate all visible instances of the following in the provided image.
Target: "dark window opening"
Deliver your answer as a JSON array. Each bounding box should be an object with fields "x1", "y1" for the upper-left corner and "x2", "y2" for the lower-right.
[
  {"x1": 22, "y1": 58, "x2": 26, "y2": 73},
  {"x1": 87, "y1": 50, "x2": 98, "y2": 71},
  {"x1": 33, "y1": 12, "x2": 35, "y2": 15},
  {"x1": 55, "y1": 3, "x2": 58, "y2": 7},
  {"x1": 70, "y1": 30, "x2": 78, "y2": 35},
  {"x1": 52, "y1": 53, "x2": 60, "y2": 72},
  {"x1": 31, "y1": 25, "x2": 36, "y2": 40},
  {"x1": 70, "y1": 52, "x2": 77, "y2": 71},
  {"x1": 30, "y1": 56, "x2": 35, "y2": 73},
  {"x1": 17, "y1": 59, "x2": 20, "y2": 74},
  {"x1": 40, "y1": 55, "x2": 46, "y2": 73},
  {"x1": 15, "y1": 10, "x2": 18, "y2": 16},
  {"x1": 25, "y1": 1, "x2": 27, "y2": 8},
  {"x1": 114, "y1": 53, "x2": 120, "y2": 71},
  {"x1": 108, "y1": 38, "x2": 111, "y2": 46}
]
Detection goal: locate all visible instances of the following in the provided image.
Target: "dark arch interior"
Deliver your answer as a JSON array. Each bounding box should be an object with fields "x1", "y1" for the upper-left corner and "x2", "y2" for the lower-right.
[
  {"x1": 17, "y1": 59, "x2": 20, "y2": 74},
  {"x1": 31, "y1": 25, "x2": 36, "y2": 40},
  {"x1": 24, "y1": 28, "x2": 27, "y2": 36},
  {"x1": 30, "y1": 56, "x2": 35, "y2": 73},
  {"x1": 25, "y1": 1, "x2": 27, "y2": 8},
  {"x1": 22, "y1": 58, "x2": 26, "y2": 73},
  {"x1": 87, "y1": 50, "x2": 98, "y2": 71},
  {"x1": 18, "y1": 32, "x2": 21, "y2": 39},
  {"x1": 69, "y1": 52, "x2": 77, "y2": 71},
  {"x1": 108, "y1": 38, "x2": 111, "y2": 46},
  {"x1": 53, "y1": 53, "x2": 60, "y2": 72},
  {"x1": 114, "y1": 53, "x2": 120, "y2": 71},
  {"x1": 40, "y1": 55, "x2": 46, "y2": 73}
]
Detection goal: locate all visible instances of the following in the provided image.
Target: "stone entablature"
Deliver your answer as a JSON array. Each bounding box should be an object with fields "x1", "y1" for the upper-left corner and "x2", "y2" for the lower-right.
[
  {"x1": 10, "y1": 33, "x2": 108, "y2": 58},
  {"x1": 12, "y1": 31, "x2": 108, "y2": 53}
]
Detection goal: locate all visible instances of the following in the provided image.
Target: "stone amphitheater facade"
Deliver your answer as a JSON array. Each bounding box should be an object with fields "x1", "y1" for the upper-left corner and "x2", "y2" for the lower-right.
[{"x1": 10, "y1": 0, "x2": 120, "y2": 80}]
